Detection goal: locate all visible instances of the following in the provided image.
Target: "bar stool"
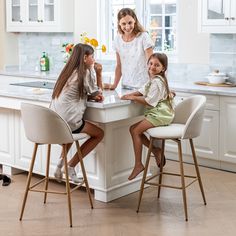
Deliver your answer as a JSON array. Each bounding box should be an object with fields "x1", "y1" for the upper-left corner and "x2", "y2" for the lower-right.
[
  {"x1": 137, "y1": 95, "x2": 207, "y2": 221},
  {"x1": 19, "y1": 103, "x2": 93, "y2": 227}
]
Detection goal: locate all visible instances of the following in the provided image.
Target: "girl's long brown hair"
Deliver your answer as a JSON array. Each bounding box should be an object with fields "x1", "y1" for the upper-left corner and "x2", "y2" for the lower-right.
[
  {"x1": 148, "y1": 53, "x2": 173, "y2": 109},
  {"x1": 117, "y1": 8, "x2": 145, "y2": 36},
  {"x1": 52, "y1": 43, "x2": 94, "y2": 100}
]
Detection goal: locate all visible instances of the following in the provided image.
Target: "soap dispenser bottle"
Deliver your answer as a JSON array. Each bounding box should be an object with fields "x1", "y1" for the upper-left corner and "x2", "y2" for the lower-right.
[{"x1": 40, "y1": 52, "x2": 50, "y2": 71}]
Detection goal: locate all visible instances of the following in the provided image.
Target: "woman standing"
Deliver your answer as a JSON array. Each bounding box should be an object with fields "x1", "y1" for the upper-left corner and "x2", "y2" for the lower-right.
[{"x1": 104, "y1": 8, "x2": 154, "y2": 89}]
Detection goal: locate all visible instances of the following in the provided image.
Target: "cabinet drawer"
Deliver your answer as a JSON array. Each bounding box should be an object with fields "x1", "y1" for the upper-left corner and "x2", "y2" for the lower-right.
[{"x1": 175, "y1": 92, "x2": 219, "y2": 111}]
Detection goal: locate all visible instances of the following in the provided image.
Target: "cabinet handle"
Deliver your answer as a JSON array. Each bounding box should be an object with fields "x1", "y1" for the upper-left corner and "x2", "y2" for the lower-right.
[
  {"x1": 225, "y1": 17, "x2": 230, "y2": 20},
  {"x1": 41, "y1": 20, "x2": 43, "y2": 22},
  {"x1": 231, "y1": 17, "x2": 235, "y2": 20}
]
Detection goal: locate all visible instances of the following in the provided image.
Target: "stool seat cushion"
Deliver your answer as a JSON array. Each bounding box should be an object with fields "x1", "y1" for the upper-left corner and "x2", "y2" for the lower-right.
[
  {"x1": 146, "y1": 123, "x2": 185, "y2": 139},
  {"x1": 72, "y1": 133, "x2": 89, "y2": 141}
]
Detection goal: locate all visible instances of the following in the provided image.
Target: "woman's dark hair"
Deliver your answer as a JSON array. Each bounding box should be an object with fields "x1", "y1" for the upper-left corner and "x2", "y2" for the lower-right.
[
  {"x1": 52, "y1": 43, "x2": 94, "y2": 100},
  {"x1": 117, "y1": 8, "x2": 145, "y2": 36},
  {"x1": 148, "y1": 53, "x2": 173, "y2": 109}
]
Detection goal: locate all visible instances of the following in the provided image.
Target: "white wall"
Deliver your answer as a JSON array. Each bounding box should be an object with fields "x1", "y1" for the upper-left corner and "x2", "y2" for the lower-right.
[
  {"x1": 0, "y1": 0, "x2": 18, "y2": 69},
  {"x1": 74, "y1": 0, "x2": 99, "y2": 43},
  {"x1": 74, "y1": 0, "x2": 210, "y2": 64},
  {"x1": 178, "y1": 0, "x2": 209, "y2": 64}
]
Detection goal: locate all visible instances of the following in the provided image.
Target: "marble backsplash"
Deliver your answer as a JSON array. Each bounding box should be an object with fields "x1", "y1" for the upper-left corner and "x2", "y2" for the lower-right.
[
  {"x1": 18, "y1": 33, "x2": 73, "y2": 73},
  {"x1": 18, "y1": 33, "x2": 236, "y2": 83}
]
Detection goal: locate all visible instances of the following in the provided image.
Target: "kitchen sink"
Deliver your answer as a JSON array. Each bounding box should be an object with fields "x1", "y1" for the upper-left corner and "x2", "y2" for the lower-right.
[{"x1": 10, "y1": 81, "x2": 55, "y2": 89}]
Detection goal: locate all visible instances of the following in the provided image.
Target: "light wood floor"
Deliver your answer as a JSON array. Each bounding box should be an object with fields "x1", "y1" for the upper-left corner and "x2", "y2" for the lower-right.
[{"x1": 1, "y1": 160, "x2": 236, "y2": 236}]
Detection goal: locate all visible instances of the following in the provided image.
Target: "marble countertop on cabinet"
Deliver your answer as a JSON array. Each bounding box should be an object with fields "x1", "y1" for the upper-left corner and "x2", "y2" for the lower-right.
[
  {"x1": 1, "y1": 74, "x2": 236, "y2": 109},
  {"x1": 169, "y1": 81, "x2": 236, "y2": 96},
  {"x1": 0, "y1": 74, "x2": 130, "y2": 108}
]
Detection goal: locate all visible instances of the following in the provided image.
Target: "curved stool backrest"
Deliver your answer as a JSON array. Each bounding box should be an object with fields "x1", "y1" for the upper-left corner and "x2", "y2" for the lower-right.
[
  {"x1": 181, "y1": 95, "x2": 206, "y2": 139},
  {"x1": 21, "y1": 103, "x2": 74, "y2": 144},
  {"x1": 172, "y1": 95, "x2": 206, "y2": 139}
]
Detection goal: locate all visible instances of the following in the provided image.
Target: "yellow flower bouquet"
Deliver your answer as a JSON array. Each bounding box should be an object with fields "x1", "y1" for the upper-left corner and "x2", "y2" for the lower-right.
[
  {"x1": 80, "y1": 32, "x2": 106, "y2": 53},
  {"x1": 62, "y1": 32, "x2": 106, "y2": 63}
]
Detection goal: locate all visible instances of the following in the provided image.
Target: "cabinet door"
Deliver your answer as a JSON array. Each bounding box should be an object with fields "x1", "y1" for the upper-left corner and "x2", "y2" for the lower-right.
[
  {"x1": 202, "y1": 0, "x2": 231, "y2": 26},
  {"x1": 186, "y1": 110, "x2": 219, "y2": 161},
  {"x1": 0, "y1": 109, "x2": 14, "y2": 166},
  {"x1": 6, "y1": 0, "x2": 73, "y2": 32},
  {"x1": 6, "y1": 0, "x2": 26, "y2": 26},
  {"x1": 230, "y1": 0, "x2": 236, "y2": 25},
  {"x1": 42, "y1": 0, "x2": 57, "y2": 23},
  {"x1": 27, "y1": 0, "x2": 41, "y2": 23},
  {"x1": 14, "y1": 110, "x2": 42, "y2": 173},
  {"x1": 27, "y1": 0, "x2": 57, "y2": 26},
  {"x1": 220, "y1": 97, "x2": 236, "y2": 164}
]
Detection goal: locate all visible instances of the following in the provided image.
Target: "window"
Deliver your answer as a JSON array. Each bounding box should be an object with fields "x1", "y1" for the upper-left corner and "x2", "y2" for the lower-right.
[
  {"x1": 99, "y1": 0, "x2": 177, "y2": 57},
  {"x1": 147, "y1": 0, "x2": 177, "y2": 52}
]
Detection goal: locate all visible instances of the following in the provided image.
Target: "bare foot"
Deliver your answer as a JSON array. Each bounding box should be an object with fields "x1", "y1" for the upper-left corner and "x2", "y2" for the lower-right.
[
  {"x1": 152, "y1": 147, "x2": 161, "y2": 166},
  {"x1": 128, "y1": 164, "x2": 145, "y2": 180},
  {"x1": 152, "y1": 148, "x2": 166, "y2": 168}
]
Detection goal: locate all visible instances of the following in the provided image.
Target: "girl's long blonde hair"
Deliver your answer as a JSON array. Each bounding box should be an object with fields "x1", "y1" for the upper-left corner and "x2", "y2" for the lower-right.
[
  {"x1": 52, "y1": 43, "x2": 94, "y2": 100},
  {"x1": 148, "y1": 53, "x2": 173, "y2": 109},
  {"x1": 117, "y1": 8, "x2": 145, "y2": 36}
]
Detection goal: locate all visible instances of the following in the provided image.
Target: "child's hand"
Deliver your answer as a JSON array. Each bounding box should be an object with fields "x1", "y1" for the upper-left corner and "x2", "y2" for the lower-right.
[
  {"x1": 170, "y1": 90, "x2": 176, "y2": 98},
  {"x1": 121, "y1": 94, "x2": 132, "y2": 100},
  {"x1": 94, "y1": 63, "x2": 102, "y2": 74},
  {"x1": 103, "y1": 83, "x2": 116, "y2": 90},
  {"x1": 93, "y1": 94, "x2": 104, "y2": 102}
]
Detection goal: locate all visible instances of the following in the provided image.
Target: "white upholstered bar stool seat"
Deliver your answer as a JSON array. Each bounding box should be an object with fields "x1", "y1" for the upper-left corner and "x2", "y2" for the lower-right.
[
  {"x1": 137, "y1": 95, "x2": 207, "y2": 221},
  {"x1": 19, "y1": 103, "x2": 93, "y2": 227}
]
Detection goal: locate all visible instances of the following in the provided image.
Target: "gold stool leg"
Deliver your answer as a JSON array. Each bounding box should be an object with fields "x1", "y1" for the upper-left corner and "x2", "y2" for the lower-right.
[
  {"x1": 137, "y1": 138, "x2": 153, "y2": 213},
  {"x1": 189, "y1": 139, "x2": 207, "y2": 205},
  {"x1": 177, "y1": 140, "x2": 188, "y2": 221},
  {"x1": 19, "y1": 143, "x2": 38, "y2": 220},
  {"x1": 75, "y1": 141, "x2": 94, "y2": 209},
  {"x1": 158, "y1": 139, "x2": 165, "y2": 198},
  {"x1": 63, "y1": 145, "x2": 73, "y2": 227},
  {"x1": 44, "y1": 144, "x2": 51, "y2": 204}
]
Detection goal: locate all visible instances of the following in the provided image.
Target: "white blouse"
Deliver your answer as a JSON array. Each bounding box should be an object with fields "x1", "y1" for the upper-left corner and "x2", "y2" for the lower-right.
[
  {"x1": 50, "y1": 69, "x2": 99, "y2": 132},
  {"x1": 113, "y1": 32, "x2": 154, "y2": 88},
  {"x1": 138, "y1": 76, "x2": 167, "y2": 107}
]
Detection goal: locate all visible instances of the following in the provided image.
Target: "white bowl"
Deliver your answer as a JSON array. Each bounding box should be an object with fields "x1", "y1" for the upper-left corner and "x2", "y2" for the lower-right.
[
  {"x1": 206, "y1": 76, "x2": 227, "y2": 84},
  {"x1": 208, "y1": 72, "x2": 226, "y2": 77}
]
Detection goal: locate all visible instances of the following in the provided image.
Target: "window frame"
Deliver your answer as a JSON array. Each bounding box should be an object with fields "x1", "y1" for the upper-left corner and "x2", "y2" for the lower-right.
[{"x1": 98, "y1": 0, "x2": 177, "y2": 60}]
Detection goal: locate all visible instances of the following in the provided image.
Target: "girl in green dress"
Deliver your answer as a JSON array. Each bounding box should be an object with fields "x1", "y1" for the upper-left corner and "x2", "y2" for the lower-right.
[{"x1": 121, "y1": 53, "x2": 174, "y2": 180}]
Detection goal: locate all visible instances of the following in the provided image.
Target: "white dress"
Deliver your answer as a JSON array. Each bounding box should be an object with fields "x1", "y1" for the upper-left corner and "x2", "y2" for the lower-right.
[
  {"x1": 113, "y1": 31, "x2": 154, "y2": 88},
  {"x1": 50, "y1": 69, "x2": 99, "y2": 132}
]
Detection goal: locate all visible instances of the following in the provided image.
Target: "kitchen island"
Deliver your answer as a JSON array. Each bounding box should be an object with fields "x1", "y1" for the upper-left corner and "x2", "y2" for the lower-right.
[
  {"x1": 1, "y1": 72, "x2": 236, "y2": 201},
  {"x1": 0, "y1": 74, "x2": 145, "y2": 202}
]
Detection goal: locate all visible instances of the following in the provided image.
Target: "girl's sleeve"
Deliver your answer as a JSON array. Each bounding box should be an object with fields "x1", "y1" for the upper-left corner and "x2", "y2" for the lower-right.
[
  {"x1": 145, "y1": 79, "x2": 166, "y2": 107},
  {"x1": 84, "y1": 69, "x2": 100, "y2": 96},
  {"x1": 142, "y1": 32, "x2": 154, "y2": 50},
  {"x1": 138, "y1": 82, "x2": 147, "y2": 95}
]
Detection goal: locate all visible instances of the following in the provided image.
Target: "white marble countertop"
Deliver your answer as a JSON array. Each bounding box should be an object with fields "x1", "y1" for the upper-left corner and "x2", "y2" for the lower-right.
[
  {"x1": 0, "y1": 74, "x2": 131, "y2": 108},
  {"x1": 0, "y1": 74, "x2": 236, "y2": 110},
  {"x1": 169, "y1": 81, "x2": 236, "y2": 96},
  {"x1": 0, "y1": 69, "x2": 58, "y2": 80}
]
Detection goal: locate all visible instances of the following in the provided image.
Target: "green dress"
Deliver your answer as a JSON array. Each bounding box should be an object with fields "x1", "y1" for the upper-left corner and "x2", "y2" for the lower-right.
[{"x1": 140, "y1": 76, "x2": 174, "y2": 127}]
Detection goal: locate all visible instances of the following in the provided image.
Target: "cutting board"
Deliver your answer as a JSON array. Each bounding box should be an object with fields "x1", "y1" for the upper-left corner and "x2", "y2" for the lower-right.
[{"x1": 195, "y1": 81, "x2": 236, "y2": 87}]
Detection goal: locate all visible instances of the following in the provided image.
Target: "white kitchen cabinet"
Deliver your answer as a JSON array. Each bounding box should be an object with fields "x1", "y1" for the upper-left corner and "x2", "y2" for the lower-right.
[
  {"x1": 199, "y1": 0, "x2": 236, "y2": 33},
  {"x1": 220, "y1": 97, "x2": 236, "y2": 170},
  {"x1": 186, "y1": 110, "x2": 219, "y2": 162},
  {"x1": 6, "y1": 0, "x2": 74, "y2": 32},
  {"x1": 166, "y1": 92, "x2": 220, "y2": 168},
  {"x1": 0, "y1": 108, "x2": 15, "y2": 166},
  {"x1": 14, "y1": 110, "x2": 43, "y2": 172}
]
